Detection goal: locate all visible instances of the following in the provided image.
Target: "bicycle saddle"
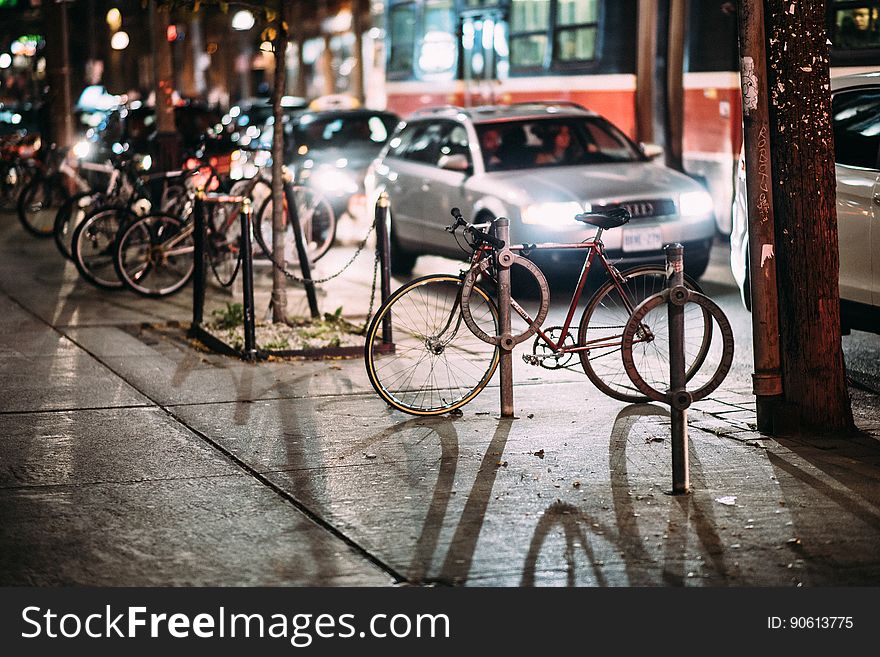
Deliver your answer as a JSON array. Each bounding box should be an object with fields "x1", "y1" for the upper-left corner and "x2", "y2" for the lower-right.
[{"x1": 574, "y1": 207, "x2": 631, "y2": 229}]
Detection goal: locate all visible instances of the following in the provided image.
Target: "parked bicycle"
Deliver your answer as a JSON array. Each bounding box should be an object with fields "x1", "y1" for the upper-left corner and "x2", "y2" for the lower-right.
[{"x1": 364, "y1": 207, "x2": 716, "y2": 415}]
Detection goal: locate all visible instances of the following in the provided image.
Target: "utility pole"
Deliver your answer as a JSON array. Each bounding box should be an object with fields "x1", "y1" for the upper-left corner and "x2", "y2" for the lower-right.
[
  {"x1": 763, "y1": 0, "x2": 854, "y2": 434},
  {"x1": 734, "y1": 0, "x2": 783, "y2": 433}
]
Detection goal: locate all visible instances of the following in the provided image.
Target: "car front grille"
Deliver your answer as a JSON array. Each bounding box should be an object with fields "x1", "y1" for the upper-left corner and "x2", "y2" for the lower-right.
[{"x1": 590, "y1": 199, "x2": 676, "y2": 219}]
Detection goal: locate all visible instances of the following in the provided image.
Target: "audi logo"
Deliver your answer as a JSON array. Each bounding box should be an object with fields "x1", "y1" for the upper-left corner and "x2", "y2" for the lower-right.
[{"x1": 622, "y1": 202, "x2": 655, "y2": 218}]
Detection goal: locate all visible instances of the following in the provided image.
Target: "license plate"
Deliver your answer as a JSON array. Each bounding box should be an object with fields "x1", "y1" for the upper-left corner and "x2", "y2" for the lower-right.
[{"x1": 622, "y1": 226, "x2": 663, "y2": 252}]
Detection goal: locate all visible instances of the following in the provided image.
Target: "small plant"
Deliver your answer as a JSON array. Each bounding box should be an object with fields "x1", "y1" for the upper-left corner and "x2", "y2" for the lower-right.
[{"x1": 211, "y1": 302, "x2": 244, "y2": 330}]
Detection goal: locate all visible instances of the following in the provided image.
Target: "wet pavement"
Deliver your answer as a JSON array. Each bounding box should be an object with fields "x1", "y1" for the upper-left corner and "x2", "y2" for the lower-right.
[{"x1": 1, "y1": 211, "x2": 879, "y2": 587}]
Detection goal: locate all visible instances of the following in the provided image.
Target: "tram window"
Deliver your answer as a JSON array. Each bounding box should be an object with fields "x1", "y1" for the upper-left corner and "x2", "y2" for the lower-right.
[
  {"x1": 417, "y1": 0, "x2": 456, "y2": 77},
  {"x1": 555, "y1": 0, "x2": 599, "y2": 62},
  {"x1": 389, "y1": 3, "x2": 417, "y2": 77},
  {"x1": 510, "y1": 0, "x2": 550, "y2": 68},
  {"x1": 832, "y1": 89, "x2": 880, "y2": 169}
]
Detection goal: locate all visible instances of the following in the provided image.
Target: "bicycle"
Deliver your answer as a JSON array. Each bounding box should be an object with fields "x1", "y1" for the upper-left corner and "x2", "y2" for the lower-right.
[
  {"x1": 113, "y1": 169, "x2": 336, "y2": 297},
  {"x1": 71, "y1": 161, "x2": 201, "y2": 290},
  {"x1": 364, "y1": 207, "x2": 716, "y2": 415}
]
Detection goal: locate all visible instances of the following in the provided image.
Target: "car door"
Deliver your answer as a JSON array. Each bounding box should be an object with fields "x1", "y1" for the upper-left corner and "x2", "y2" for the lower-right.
[
  {"x1": 387, "y1": 119, "x2": 462, "y2": 256},
  {"x1": 832, "y1": 87, "x2": 880, "y2": 306}
]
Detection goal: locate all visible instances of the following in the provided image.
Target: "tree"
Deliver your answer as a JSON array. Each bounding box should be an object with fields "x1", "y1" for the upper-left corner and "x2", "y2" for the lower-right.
[
  {"x1": 158, "y1": 0, "x2": 290, "y2": 320},
  {"x1": 763, "y1": 1, "x2": 854, "y2": 434}
]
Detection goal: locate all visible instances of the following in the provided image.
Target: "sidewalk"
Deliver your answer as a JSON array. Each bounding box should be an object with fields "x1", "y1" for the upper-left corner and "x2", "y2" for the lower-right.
[{"x1": 2, "y1": 214, "x2": 879, "y2": 587}]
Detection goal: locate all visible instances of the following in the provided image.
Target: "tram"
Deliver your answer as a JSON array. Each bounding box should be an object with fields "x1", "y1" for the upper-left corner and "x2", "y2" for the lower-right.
[{"x1": 380, "y1": 0, "x2": 880, "y2": 235}]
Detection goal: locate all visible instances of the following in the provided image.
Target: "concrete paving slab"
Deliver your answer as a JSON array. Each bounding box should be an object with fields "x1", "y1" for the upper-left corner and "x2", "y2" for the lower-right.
[
  {"x1": 166, "y1": 382, "x2": 880, "y2": 586},
  {"x1": 0, "y1": 407, "x2": 240, "y2": 488},
  {"x1": 0, "y1": 350, "x2": 150, "y2": 413},
  {"x1": 0, "y1": 476, "x2": 392, "y2": 586}
]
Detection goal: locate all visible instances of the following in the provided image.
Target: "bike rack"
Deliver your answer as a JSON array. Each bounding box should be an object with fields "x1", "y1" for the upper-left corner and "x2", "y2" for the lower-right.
[
  {"x1": 620, "y1": 244, "x2": 735, "y2": 494},
  {"x1": 495, "y1": 218, "x2": 515, "y2": 418},
  {"x1": 189, "y1": 191, "x2": 395, "y2": 361}
]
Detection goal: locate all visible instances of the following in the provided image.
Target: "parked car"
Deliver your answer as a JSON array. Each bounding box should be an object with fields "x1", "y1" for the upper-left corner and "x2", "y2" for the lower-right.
[
  {"x1": 730, "y1": 71, "x2": 880, "y2": 334},
  {"x1": 284, "y1": 108, "x2": 400, "y2": 219},
  {"x1": 365, "y1": 102, "x2": 716, "y2": 277}
]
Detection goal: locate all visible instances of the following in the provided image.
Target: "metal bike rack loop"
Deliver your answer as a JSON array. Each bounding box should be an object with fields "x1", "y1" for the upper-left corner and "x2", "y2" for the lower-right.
[
  {"x1": 621, "y1": 243, "x2": 735, "y2": 494},
  {"x1": 495, "y1": 217, "x2": 515, "y2": 418},
  {"x1": 190, "y1": 191, "x2": 258, "y2": 361}
]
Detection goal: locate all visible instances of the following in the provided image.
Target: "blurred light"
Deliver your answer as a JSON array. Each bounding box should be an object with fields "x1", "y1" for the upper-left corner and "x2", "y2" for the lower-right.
[
  {"x1": 322, "y1": 9, "x2": 352, "y2": 33},
  {"x1": 72, "y1": 140, "x2": 91, "y2": 159},
  {"x1": 140, "y1": 154, "x2": 152, "y2": 171},
  {"x1": 260, "y1": 41, "x2": 273, "y2": 53},
  {"x1": 111, "y1": 31, "x2": 130, "y2": 51},
  {"x1": 10, "y1": 42, "x2": 24, "y2": 56},
  {"x1": 112, "y1": 142, "x2": 125, "y2": 155},
  {"x1": 106, "y1": 9, "x2": 122, "y2": 32},
  {"x1": 231, "y1": 10, "x2": 255, "y2": 31},
  {"x1": 167, "y1": 25, "x2": 178, "y2": 42},
  {"x1": 0, "y1": 54, "x2": 10, "y2": 68},
  {"x1": 229, "y1": 105, "x2": 241, "y2": 118},
  {"x1": 10, "y1": 113, "x2": 21, "y2": 125}
]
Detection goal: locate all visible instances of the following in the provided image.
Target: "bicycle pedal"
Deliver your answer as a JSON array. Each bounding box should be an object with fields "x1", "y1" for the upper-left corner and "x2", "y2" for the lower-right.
[{"x1": 522, "y1": 354, "x2": 540, "y2": 366}]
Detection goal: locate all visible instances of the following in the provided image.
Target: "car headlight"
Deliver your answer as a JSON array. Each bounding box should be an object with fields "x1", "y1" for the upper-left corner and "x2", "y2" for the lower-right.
[
  {"x1": 521, "y1": 202, "x2": 584, "y2": 226},
  {"x1": 310, "y1": 167, "x2": 359, "y2": 195},
  {"x1": 679, "y1": 190, "x2": 714, "y2": 217}
]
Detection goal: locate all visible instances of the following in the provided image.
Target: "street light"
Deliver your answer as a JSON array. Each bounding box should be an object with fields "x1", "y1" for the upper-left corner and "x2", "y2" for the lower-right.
[
  {"x1": 231, "y1": 10, "x2": 255, "y2": 31},
  {"x1": 110, "y1": 31, "x2": 129, "y2": 51},
  {"x1": 231, "y1": 10, "x2": 255, "y2": 99}
]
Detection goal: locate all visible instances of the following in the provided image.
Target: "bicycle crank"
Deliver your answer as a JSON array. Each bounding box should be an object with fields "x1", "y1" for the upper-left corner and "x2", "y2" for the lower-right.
[{"x1": 527, "y1": 326, "x2": 577, "y2": 370}]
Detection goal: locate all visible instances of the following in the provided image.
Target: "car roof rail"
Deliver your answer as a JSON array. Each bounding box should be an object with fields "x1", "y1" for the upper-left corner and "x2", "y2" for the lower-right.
[
  {"x1": 407, "y1": 105, "x2": 470, "y2": 119},
  {"x1": 506, "y1": 100, "x2": 591, "y2": 111}
]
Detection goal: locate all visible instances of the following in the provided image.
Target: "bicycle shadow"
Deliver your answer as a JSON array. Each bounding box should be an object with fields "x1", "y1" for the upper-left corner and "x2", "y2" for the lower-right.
[
  {"x1": 332, "y1": 414, "x2": 512, "y2": 585},
  {"x1": 518, "y1": 403, "x2": 730, "y2": 586},
  {"x1": 608, "y1": 403, "x2": 729, "y2": 585}
]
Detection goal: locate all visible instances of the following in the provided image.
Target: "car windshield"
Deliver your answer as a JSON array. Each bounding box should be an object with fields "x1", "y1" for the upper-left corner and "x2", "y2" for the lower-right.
[
  {"x1": 292, "y1": 113, "x2": 397, "y2": 151},
  {"x1": 476, "y1": 117, "x2": 644, "y2": 172}
]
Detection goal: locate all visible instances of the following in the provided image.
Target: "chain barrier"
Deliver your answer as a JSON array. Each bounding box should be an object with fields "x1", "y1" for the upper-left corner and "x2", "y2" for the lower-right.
[{"x1": 254, "y1": 215, "x2": 378, "y2": 286}]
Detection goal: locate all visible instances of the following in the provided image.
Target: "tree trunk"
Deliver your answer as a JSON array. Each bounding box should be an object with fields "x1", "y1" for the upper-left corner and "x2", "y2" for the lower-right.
[
  {"x1": 270, "y1": 4, "x2": 289, "y2": 323},
  {"x1": 43, "y1": 0, "x2": 74, "y2": 148},
  {"x1": 764, "y1": 0, "x2": 854, "y2": 434}
]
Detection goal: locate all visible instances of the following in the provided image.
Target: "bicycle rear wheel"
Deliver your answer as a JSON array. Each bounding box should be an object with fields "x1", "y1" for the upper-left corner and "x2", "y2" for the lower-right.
[
  {"x1": 365, "y1": 274, "x2": 500, "y2": 415},
  {"x1": 253, "y1": 186, "x2": 336, "y2": 265},
  {"x1": 114, "y1": 213, "x2": 194, "y2": 297},
  {"x1": 71, "y1": 206, "x2": 131, "y2": 289},
  {"x1": 577, "y1": 265, "x2": 711, "y2": 402},
  {"x1": 18, "y1": 174, "x2": 69, "y2": 237}
]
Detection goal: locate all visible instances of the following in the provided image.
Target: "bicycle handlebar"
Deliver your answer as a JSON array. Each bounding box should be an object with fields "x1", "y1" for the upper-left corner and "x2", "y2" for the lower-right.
[{"x1": 446, "y1": 207, "x2": 505, "y2": 249}]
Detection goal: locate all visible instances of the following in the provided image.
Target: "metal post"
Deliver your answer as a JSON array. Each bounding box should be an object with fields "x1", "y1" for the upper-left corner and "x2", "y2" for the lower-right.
[
  {"x1": 239, "y1": 199, "x2": 258, "y2": 360},
  {"x1": 376, "y1": 192, "x2": 393, "y2": 344},
  {"x1": 666, "y1": 243, "x2": 690, "y2": 494},
  {"x1": 735, "y1": 0, "x2": 783, "y2": 434},
  {"x1": 284, "y1": 180, "x2": 320, "y2": 319},
  {"x1": 495, "y1": 218, "x2": 514, "y2": 418},
  {"x1": 190, "y1": 194, "x2": 207, "y2": 332}
]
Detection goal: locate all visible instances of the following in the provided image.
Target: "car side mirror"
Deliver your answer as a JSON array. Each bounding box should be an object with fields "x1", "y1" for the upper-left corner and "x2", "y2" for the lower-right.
[
  {"x1": 640, "y1": 142, "x2": 664, "y2": 161},
  {"x1": 438, "y1": 153, "x2": 471, "y2": 173}
]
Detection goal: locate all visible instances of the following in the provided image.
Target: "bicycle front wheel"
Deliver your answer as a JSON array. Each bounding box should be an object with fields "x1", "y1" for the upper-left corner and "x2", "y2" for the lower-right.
[
  {"x1": 365, "y1": 275, "x2": 500, "y2": 416},
  {"x1": 254, "y1": 186, "x2": 336, "y2": 265},
  {"x1": 577, "y1": 265, "x2": 710, "y2": 402},
  {"x1": 115, "y1": 213, "x2": 194, "y2": 297},
  {"x1": 71, "y1": 206, "x2": 131, "y2": 289}
]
